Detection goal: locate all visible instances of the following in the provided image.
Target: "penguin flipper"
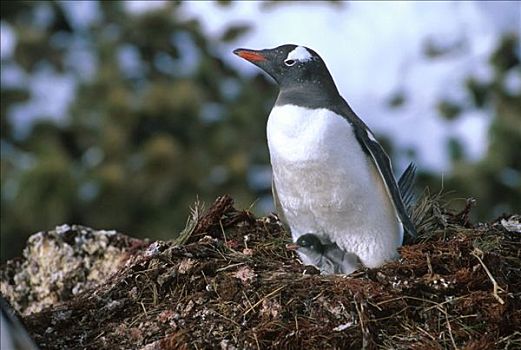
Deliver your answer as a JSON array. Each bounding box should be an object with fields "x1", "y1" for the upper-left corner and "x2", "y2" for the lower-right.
[
  {"x1": 334, "y1": 98, "x2": 417, "y2": 240},
  {"x1": 353, "y1": 126, "x2": 418, "y2": 239}
]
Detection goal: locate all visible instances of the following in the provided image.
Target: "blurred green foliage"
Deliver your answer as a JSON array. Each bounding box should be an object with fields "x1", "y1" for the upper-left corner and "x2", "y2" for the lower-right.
[
  {"x1": 1, "y1": 2, "x2": 520, "y2": 261},
  {"x1": 1, "y1": 1, "x2": 275, "y2": 260},
  {"x1": 421, "y1": 34, "x2": 521, "y2": 220}
]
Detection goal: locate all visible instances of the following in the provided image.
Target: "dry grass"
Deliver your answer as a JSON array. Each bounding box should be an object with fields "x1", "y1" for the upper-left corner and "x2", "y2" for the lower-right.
[{"x1": 2, "y1": 192, "x2": 520, "y2": 349}]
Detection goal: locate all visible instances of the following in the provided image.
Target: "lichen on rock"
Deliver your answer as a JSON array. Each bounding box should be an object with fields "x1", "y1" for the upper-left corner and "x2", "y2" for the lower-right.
[{"x1": 0, "y1": 224, "x2": 148, "y2": 315}]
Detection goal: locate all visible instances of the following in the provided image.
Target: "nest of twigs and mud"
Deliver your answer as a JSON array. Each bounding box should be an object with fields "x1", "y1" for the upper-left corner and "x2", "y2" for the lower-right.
[{"x1": 1, "y1": 192, "x2": 520, "y2": 349}]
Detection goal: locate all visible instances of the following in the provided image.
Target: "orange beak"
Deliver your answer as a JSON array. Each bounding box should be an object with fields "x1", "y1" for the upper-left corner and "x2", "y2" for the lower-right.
[{"x1": 233, "y1": 49, "x2": 266, "y2": 62}]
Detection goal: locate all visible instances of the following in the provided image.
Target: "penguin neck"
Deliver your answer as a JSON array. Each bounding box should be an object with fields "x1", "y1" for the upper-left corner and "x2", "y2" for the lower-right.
[{"x1": 275, "y1": 81, "x2": 342, "y2": 110}]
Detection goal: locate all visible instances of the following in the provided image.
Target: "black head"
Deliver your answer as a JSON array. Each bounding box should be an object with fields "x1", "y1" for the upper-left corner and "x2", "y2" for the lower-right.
[
  {"x1": 295, "y1": 234, "x2": 325, "y2": 254},
  {"x1": 233, "y1": 44, "x2": 338, "y2": 95}
]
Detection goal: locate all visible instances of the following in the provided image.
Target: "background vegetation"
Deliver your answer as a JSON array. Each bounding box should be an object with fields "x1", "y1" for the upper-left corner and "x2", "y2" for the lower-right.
[{"x1": 1, "y1": 1, "x2": 519, "y2": 261}]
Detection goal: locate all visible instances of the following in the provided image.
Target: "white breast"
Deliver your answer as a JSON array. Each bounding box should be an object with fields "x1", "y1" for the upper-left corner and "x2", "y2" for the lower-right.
[{"x1": 267, "y1": 104, "x2": 402, "y2": 268}]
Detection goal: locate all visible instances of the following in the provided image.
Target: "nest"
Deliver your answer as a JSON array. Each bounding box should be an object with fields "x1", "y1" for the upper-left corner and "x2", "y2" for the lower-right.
[{"x1": 1, "y1": 193, "x2": 520, "y2": 349}]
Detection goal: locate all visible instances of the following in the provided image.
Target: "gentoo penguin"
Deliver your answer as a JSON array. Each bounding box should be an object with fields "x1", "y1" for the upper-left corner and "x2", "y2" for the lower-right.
[{"x1": 234, "y1": 45, "x2": 417, "y2": 270}]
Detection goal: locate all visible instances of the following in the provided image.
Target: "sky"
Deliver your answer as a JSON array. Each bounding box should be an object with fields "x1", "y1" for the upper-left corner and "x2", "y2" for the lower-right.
[{"x1": 1, "y1": 1, "x2": 520, "y2": 173}]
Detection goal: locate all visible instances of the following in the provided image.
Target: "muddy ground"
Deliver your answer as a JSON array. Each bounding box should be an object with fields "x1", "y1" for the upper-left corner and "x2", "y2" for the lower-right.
[{"x1": 1, "y1": 194, "x2": 520, "y2": 349}]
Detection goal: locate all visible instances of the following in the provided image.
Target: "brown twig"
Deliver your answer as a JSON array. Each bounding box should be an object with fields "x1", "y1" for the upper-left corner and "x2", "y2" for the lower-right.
[{"x1": 471, "y1": 248, "x2": 505, "y2": 305}]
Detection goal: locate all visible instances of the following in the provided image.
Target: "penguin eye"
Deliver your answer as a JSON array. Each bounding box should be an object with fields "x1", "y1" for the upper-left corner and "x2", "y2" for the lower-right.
[{"x1": 284, "y1": 59, "x2": 296, "y2": 67}]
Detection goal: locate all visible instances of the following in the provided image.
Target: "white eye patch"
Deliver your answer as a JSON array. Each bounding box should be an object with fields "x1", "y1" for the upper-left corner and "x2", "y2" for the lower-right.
[{"x1": 285, "y1": 46, "x2": 313, "y2": 63}]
